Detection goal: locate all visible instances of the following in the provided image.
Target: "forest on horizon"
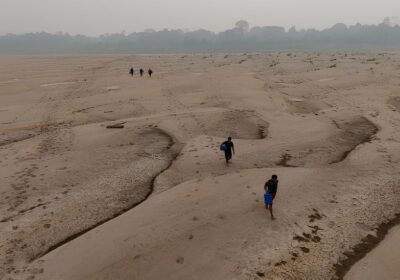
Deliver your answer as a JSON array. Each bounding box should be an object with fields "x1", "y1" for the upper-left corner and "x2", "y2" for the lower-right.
[{"x1": 1, "y1": 19, "x2": 400, "y2": 54}]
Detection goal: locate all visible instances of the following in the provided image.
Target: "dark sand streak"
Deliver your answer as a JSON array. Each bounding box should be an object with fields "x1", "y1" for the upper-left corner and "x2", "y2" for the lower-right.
[
  {"x1": 0, "y1": 134, "x2": 37, "y2": 147},
  {"x1": 333, "y1": 213, "x2": 400, "y2": 280}
]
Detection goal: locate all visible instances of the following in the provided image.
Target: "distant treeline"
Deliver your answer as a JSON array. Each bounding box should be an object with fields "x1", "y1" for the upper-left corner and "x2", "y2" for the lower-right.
[{"x1": 2, "y1": 20, "x2": 400, "y2": 54}]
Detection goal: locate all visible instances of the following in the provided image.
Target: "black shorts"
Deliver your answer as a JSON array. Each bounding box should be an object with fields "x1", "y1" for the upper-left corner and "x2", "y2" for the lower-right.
[{"x1": 224, "y1": 151, "x2": 232, "y2": 159}]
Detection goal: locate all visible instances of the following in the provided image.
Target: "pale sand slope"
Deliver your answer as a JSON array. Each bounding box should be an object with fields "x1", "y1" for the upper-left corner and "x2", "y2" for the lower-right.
[
  {"x1": 28, "y1": 160, "x2": 399, "y2": 280},
  {"x1": 345, "y1": 225, "x2": 400, "y2": 280},
  {"x1": 1, "y1": 53, "x2": 400, "y2": 279}
]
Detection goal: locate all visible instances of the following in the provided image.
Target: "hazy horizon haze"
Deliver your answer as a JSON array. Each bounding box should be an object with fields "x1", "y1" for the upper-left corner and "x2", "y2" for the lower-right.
[{"x1": 1, "y1": 0, "x2": 400, "y2": 35}]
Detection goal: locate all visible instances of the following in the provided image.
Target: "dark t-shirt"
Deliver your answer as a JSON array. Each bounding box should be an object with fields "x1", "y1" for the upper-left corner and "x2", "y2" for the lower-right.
[
  {"x1": 223, "y1": 140, "x2": 234, "y2": 154},
  {"x1": 265, "y1": 179, "x2": 278, "y2": 193}
]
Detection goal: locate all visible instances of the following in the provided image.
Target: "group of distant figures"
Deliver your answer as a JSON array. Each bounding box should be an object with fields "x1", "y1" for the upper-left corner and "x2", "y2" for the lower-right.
[{"x1": 129, "y1": 67, "x2": 153, "y2": 77}]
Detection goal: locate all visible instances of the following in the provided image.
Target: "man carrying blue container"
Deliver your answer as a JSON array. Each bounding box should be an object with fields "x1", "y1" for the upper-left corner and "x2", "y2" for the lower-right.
[{"x1": 264, "y1": 174, "x2": 278, "y2": 220}]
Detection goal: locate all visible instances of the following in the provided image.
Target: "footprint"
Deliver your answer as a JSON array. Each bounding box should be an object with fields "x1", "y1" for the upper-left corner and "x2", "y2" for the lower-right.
[
  {"x1": 300, "y1": 247, "x2": 310, "y2": 253},
  {"x1": 274, "y1": 260, "x2": 287, "y2": 266},
  {"x1": 293, "y1": 235, "x2": 309, "y2": 243},
  {"x1": 311, "y1": 236, "x2": 321, "y2": 243},
  {"x1": 308, "y1": 209, "x2": 323, "y2": 223},
  {"x1": 217, "y1": 214, "x2": 226, "y2": 220}
]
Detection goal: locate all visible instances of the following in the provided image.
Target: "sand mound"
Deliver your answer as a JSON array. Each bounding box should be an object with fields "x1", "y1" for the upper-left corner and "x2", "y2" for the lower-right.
[
  {"x1": 0, "y1": 122, "x2": 179, "y2": 274},
  {"x1": 329, "y1": 116, "x2": 378, "y2": 163},
  {"x1": 156, "y1": 109, "x2": 268, "y2": 141},
  {"x1": 154, "y1": 116, "x2": 377, "y2": 192},
  {"x1": 286, "y1": 116, "x2": 378, "y2": 167},
  {"x1": 387, "y1": 96, "x2": 400, "y2": 111},
  {"x1": 195, "y1": 110, "x2": 268, "y2": 139}
]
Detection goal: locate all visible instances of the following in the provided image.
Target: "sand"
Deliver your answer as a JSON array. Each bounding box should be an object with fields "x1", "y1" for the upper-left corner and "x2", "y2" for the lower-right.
[
  {"x1": 345, "y1": 225, "x2": 400, "y2": 280},
  {"x1": 1, "y1": 53, "x2": 400, "y2": 280}
]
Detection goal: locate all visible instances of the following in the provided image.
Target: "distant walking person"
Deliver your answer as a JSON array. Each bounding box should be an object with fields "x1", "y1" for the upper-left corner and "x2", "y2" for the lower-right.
[
  {"x1": 140, "y1": 68, "x2": 144, "y2": 77},
  {"x1": 264, "y1": 174, "x2": 278, "y2": 220},
  {"x1": 220, "y1": 137, "x2": 235, "y2": 165},
  {"x1": 148, "y1": 68, "x2": 153, "y2": 77},
  {"x1": 129, "y1": 67, "x2": 134, "y2": 76}
]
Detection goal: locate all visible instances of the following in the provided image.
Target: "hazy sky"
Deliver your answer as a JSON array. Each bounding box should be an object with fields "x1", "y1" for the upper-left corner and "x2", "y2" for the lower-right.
[{"x1": 1, "y1": 0, "x2": 400, "y2": 35}]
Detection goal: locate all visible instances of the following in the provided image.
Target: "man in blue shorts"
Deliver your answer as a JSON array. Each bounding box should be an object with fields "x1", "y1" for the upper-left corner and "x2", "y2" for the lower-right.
[{"x1": 264, "y1": 174, "x2": 278, "y2": 220}]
